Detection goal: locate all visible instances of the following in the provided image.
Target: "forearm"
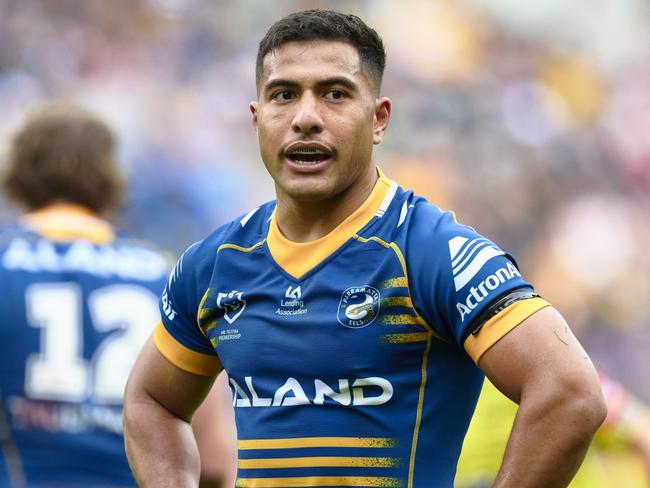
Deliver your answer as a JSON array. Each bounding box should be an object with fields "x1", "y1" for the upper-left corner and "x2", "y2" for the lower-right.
[
  {"x1": 492, "y1": 391, "x2": 604, "y2": 487},
  {"x1": 124, "y1": 397, "x2": 201, "y2": 488}
]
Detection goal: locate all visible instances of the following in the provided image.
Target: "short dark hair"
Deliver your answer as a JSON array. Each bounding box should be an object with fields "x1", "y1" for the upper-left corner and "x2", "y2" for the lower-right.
[
  {"x1": 2, "y1": 104, "x2": 125, "y2": 214},
  {"x1": 256, "y1": 9, "x2": 386, "y2": 93}
]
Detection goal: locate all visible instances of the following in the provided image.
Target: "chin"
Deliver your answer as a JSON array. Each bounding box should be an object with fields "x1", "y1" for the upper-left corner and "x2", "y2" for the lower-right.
[{"x1": 283, "y1": 183, "x2": 334, "y2": 202}]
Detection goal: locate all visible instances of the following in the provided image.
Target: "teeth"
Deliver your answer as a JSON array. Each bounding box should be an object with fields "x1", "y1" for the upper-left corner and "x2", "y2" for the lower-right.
[
  {"x1": 291, "y1": 148, "x2": 326, "y2": 155},
  {"x1": 293, "y1": 160, "x2": 321, "y2": 165}
]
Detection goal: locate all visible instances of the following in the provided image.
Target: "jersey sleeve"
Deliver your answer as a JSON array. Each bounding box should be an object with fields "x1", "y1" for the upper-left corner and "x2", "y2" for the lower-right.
[
  {"x1": 407, "y1": 209, "x2": 550, "y2": 363},
  {"x1": 155, "y1": 240, "x2": 221, "y2": 376}
]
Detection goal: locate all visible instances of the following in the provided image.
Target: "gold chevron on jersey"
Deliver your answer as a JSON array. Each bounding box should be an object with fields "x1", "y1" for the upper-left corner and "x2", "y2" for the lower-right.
[{"x1": 448, "y1": 236, "x2": 504, "y2": 291}]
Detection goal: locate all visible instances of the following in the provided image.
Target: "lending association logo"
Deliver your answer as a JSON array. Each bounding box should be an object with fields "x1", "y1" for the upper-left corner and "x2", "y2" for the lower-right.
[
  {"x1": 275, "y1": 285, "x2": 308, "y2": 316},
  {"x1": 217, "y1": 290, "x2": 246, "y2": 324},
  {"x1": 337, "y1": 286, "x2": 380, "y2": 328},
  {"x1": 286, "y1": 285, "x2": 301, "y2": 299},
  {"x1": 449, "y1": 236, "x2": 505, "y2": 291}
]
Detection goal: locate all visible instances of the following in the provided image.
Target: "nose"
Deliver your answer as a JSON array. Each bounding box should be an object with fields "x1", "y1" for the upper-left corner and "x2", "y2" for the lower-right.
[{"x1": 291, "y1": 92, "x2": 323, "y2": 135}]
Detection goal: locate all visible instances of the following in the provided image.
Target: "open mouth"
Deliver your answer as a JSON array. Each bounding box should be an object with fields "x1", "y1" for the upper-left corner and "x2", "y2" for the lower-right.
[{"x1": 287, "y1": 147, "x2": 331, "y2": 165}]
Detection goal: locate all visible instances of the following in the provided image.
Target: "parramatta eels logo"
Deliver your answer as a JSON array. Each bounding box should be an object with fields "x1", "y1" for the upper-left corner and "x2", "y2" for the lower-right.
[
  {"x1": 337, "y1": 286, "x2": 380, "y2": 328},
  {"x1": 216, "y1": 290, "x2": 246, "y2": 324}
]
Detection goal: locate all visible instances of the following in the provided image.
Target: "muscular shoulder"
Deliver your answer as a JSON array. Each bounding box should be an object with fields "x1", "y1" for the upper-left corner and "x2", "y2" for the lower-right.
[
  {"x1": 388, "y1": 191, "x2": 533, "y2": 346},
  {"x1": 397, "y1": 197, "x2": 501, "y2": 273},
  {"x1": 162, "y1": 202, "x2": 275, "y2": 318},
  {"x1": 177, "y1": 201, "x2": 274, "y2": 278},
  {"x1": 404, "y1": 198, "x2": 467, "y2": 246},
  {"x1": 380, "y1": 193, "x2": 463, "y2": 256}
]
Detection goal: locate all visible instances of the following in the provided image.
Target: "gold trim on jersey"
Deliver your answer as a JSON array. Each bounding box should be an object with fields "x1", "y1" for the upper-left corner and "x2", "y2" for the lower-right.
[
  {"x1": 197, "y1": 288, "x2": 220, "y2": 336},
  {"x1": 380, "y1": 332, "x2": 429, "y2": 344},
  {"x1": 236, "y1": 476, "x2": 403, "y2": 487},
  {"x1": 408, "y1": 334, "x2": 432, "y2": 488},
  {"x1": 353, "y1": 236, "x2": 445, "y2": 342},
  {"x1": 266, "y1": 171, "x2": 393, "y2": 279},
  {"x1": 381, "y1": 277, "x2": 408, "y2": 288},
  {"x1": 153, "y1": 322, "x2": 220, "y2": 376},
  {"x1": 218, "y1": 240, "x2": 266, "y2": 254},
  {"x1": 238, "y1": 456, "x2": 401, "y2": 469},
  {"x1": 197, "y1": 241, "x2": 266, "y2": 341},
  {"x1": 236, "y1": 437, "x2": 403, "y2": 486},
  {"x1": 22, "y1": 203, "x2": 114, "y2": 244},
  {"x1": 238, "y1": 437, "x2": 398, "y2": 450},
  {"x1": 351, "y1": 234, "x2": 438, "y2": 488},
  {"x1": 197, "y1": 289, "x2": 212, "y2": 322},
  {"x1": 380, "y1": 296, "x2": 412, "y2": 307},
  {"x1": 381, "y1": 314, "x2": 421, "y2": 325},
  {"x1": 463, "y1": 297, "x2": 551, "y2": 364}
]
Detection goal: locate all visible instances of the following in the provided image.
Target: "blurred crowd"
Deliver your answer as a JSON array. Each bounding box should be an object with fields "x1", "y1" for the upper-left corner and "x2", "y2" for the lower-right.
[{"x1": 0, "y1": 0, "x2": 649, "y2": 402}]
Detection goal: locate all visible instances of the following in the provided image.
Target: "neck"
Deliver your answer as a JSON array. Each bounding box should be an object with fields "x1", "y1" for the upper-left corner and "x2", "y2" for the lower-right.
[
  {"x1": 275, "y1": 169, "x2": 378, "y2": 242},
  {"x1": 21, "y1": 202, "x2": 114, "y2": 244},
  {"x1": 26, "y1": 202, "x2": 99, "y2": 218}
]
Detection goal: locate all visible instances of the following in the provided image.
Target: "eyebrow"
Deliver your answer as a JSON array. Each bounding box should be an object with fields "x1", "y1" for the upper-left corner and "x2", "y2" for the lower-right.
[{"x1": 263, "y1": 76, "x2": 358, "y2": 94}]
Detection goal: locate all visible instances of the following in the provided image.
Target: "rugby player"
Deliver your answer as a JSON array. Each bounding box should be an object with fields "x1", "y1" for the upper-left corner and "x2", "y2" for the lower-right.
[
  {"x1": 0, "y1": 105, "x2": 232, "y2": 487},
  {"x1": 124, "y1": 10, "x2": 606, "y2": 487}
]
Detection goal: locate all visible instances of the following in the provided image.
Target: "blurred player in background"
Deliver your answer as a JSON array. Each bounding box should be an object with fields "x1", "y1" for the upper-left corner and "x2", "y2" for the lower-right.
[
  {"x1": 457, "y1": 373, "x2": 650, "y2": 488},
  {"x1": 124, "y1": 10, "x2": 605, "y2": 487},
  {"x1": 0, "y1": 105, "x2": 235, "y2": 487},
  {"x1": 0, "y1": 104, "x2": 166, "y2": 487}
]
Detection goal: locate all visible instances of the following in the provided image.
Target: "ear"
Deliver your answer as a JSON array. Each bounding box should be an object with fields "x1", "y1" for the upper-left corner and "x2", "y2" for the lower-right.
[
  {"x1": 250, "y1": 101, "x2": 259, "y2": 132},
  {"x1": 373, "y1": 97, "x2": 391, "y2": 145}
]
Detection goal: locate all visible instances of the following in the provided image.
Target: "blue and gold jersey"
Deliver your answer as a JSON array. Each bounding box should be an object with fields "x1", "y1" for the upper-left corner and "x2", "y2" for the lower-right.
[
  {"x1": 0, "y1": 205, "x2": 169, "y2": 487},
  {"x1": 156, "y1": 172, "x2": 549, "y2": 488}
]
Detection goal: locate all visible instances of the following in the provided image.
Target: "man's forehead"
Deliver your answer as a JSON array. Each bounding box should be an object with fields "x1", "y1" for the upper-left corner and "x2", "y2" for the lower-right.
[{"x1": 260, "y1": 40, "x2": 364, "y2": 84}]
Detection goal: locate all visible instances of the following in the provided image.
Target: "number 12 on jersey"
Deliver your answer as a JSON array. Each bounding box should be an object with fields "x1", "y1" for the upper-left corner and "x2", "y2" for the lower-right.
[{"x1": 25, "y1": 282, "x2": 159, "y2": 404}]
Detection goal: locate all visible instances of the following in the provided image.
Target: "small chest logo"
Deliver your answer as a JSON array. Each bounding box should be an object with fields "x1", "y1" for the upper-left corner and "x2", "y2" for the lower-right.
[
  {"x1": 286, "y1": 286, "x2": 301, "y2": 299},
  {"x1": 276, "y1": 285, "x2": 308, "y2": 316},
  {"x1": 217, "y1": 290, "x2": 246, "y2": 324},
  {"x1": 337, "y1": 286, "x2": 380, "y2": 328}
]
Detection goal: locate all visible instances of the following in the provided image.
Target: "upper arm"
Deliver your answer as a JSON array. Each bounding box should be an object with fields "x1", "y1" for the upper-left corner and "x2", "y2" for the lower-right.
[
  {"x1": 142, "y1": 239, "x2": 223, "y2": 414},
  {"x1": 126, "y1": 336, "x2": 219, "y2": 422},
  {"x1": 478, "y1": 306, "x2": 601, "y2": 405}
]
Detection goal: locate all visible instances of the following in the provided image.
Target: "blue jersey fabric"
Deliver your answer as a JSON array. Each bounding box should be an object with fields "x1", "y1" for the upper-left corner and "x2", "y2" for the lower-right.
[
  {"x1": 157, "y1": 174, "x2": 548, "y2": 488},
  {"x1": 0, "y1": 212, "x2": 169, "y2": 488}
]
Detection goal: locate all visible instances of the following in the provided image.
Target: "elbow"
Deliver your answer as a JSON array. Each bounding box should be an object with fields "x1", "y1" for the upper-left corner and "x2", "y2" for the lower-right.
[
  {"x1": 122, "y1": 379, "x2": 138, "y2": 432},
  {"x1": 523, "y1": 374, "x2": 607, "y2": 440},
  {"x1": 198, "y1": 471, "x2": 226, "y2": 488},
  {"x1": 122, "y1": 401, "x2": 138, "y2": 447},
  {"x1": 122, "y1": 375, "x2": 155, "y2": 439},
  {"x1": 550, "y1": 376, "x2": 608, "y2": 438},
  {"x1": 591, "y1": 383, "x2": 608, "y2": 428},
  {"x1": 570, "y1": 385, "x2": 607, "y2": 436},
  {"x1": 198, "y1": 456, "x2": 237, "y2": 488}
]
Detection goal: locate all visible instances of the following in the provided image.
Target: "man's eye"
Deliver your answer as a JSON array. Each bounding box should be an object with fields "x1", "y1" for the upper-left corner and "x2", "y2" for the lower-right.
[
  {"x1": 325, "y1": 90, "x2": 344, "y2": 100},
  {"x1": 273, "y1": 91, "x2": 294, "y2": 101}
]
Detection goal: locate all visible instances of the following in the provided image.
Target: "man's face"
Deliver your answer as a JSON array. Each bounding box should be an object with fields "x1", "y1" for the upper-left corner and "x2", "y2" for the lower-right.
[{"x1": 251, "y1": 40, "x2": 390, "y2": 203}]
